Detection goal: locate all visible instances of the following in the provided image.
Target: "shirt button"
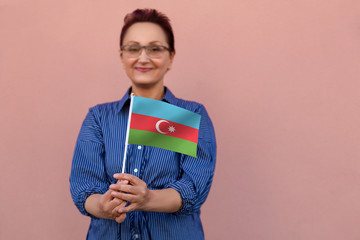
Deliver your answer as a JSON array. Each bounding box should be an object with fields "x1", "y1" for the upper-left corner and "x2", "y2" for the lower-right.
[
  {"x1": 134, "y1": 234, "x2": 139, "y2": 239},
  {"x1": 138, "y1": 146, "x2": 142, "y2": 150},
  {"x1": 134, "y1": 168, "x2": 138, "y2": 173}
]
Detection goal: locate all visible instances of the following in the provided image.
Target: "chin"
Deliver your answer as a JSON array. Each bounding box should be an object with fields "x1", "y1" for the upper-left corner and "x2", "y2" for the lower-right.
[
  {"x1": 132, "y1": 80, "x2": 162, "y2": 89},
  {"x1": 131, "y1": 77, "x2": 162, "y2": 85}
]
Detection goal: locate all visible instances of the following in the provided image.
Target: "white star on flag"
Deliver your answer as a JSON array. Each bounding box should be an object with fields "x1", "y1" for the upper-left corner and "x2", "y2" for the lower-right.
[{"x1": 168, "y1": 126, "x2": 176, "y2": 133}]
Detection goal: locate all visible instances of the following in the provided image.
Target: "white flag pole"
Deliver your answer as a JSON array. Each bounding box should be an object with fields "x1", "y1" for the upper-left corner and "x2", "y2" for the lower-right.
[{"x1": 121, "y1": 93, "x2": 134, "y2": 173}]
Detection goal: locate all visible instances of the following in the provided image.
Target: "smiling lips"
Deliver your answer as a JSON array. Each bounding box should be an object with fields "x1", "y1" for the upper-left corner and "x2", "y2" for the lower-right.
[{"x1": 135, "y1": 67, "x2": 152, "y2": 72}]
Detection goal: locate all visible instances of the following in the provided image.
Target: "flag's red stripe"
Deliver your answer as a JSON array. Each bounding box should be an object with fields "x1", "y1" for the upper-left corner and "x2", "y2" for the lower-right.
[{"x1": 130, "y1": 113, "x2": 199, "y2": 143}]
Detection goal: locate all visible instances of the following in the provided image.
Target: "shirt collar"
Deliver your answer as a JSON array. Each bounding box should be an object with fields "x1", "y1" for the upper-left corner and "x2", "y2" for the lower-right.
[
  {"x1": 116, "y1": 86, "x2": 177, "y2": 112},
  {"x1": 162, "y1": 87, "x2": 177, "y2": 104}
]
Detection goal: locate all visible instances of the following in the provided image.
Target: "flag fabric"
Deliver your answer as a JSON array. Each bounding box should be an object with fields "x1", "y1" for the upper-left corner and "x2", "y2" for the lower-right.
[{"x1": 128, "y1": 96, "x2": 201, "y2": 157}]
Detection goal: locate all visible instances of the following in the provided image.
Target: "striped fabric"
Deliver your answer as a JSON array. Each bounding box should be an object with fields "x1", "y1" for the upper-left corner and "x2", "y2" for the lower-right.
[{"x1": 70, "y1": 88, "x2": 216, "y2": 240}]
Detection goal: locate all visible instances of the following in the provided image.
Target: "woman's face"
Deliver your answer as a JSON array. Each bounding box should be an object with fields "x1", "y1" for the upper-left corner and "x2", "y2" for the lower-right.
[{"x1": 121, "y1": 22, "x2": 174, "y2": 89}]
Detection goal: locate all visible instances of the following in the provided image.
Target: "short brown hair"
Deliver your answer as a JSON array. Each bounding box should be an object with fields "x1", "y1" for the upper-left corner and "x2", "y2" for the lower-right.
[{"x1": 120, "y1": 9, "x2": 175, "y2": 53}]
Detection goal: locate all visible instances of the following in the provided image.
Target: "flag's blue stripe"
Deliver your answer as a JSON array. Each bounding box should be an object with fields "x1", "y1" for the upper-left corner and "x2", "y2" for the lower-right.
[{"x1": 132, "y1": 96, "x2": 201, "y2": 129}]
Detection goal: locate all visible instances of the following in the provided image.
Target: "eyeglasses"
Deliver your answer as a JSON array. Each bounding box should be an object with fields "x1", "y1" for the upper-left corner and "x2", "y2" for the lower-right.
[{"x1": 120, "y1": 44, "x2": 170, "y2": 58}]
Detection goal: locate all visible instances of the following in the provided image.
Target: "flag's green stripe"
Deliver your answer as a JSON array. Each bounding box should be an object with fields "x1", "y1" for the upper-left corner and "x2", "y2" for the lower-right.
[
  {"x1": 128, "y1": 129, "x2": 197, "y2": 157},
  {"x1": 132, "y1": 96, "x2": 201, "y2": 129}
]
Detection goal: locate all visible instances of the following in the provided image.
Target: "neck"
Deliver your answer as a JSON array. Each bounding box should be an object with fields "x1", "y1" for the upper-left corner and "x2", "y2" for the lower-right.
[{"x1": 131, "y1": 84, "x2": 165, "y2": 100}]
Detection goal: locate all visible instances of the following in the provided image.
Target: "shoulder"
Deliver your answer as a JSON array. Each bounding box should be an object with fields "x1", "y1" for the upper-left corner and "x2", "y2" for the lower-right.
[
  {"x1": 89, "y1": 100, "x2": 123, "y2": 115},
  {"x1": 172, "y1": 97, "x2": 205, "y2": 115},
  {"x1": 172, "y1": 97, "x2": 215, "y2": 142},
  {"x1": 85, "y1": 100, "x2": 125, "y2": 125}
]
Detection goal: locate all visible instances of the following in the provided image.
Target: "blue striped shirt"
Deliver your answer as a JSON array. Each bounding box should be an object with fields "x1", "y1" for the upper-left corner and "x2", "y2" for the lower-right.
[{"x1": 70, "y1": 88, "x2": 216, "y2": 240}]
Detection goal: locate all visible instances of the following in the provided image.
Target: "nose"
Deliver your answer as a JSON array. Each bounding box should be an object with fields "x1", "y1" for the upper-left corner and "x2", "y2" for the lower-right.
[{"x1": 138, "y1": 48, "x2": 150, "y2": 63}]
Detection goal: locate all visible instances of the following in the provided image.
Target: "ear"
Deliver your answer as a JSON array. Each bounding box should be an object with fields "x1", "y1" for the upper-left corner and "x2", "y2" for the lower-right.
[
  {"x1": 167, "y1": 52, "x2": 176, "y2": 70},
  {"x1": 119, "y1": 49, "x2": 125, "y2": 69}
]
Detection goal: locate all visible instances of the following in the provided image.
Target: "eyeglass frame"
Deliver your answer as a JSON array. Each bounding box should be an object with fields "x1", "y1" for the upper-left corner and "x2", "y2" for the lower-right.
[{"x1": 120, "y1": 44, "x2": 171, "y2": 58}]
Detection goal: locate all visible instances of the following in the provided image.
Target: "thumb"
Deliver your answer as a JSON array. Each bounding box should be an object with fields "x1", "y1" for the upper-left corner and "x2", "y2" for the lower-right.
[{"x1": 102, "y1": 189, "x2": 114, "y2": 201}]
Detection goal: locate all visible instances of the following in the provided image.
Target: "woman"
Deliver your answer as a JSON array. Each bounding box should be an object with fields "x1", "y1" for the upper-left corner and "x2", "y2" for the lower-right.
[{"x1": 70, "y1": 9, "x2": 216, "y2": 240}]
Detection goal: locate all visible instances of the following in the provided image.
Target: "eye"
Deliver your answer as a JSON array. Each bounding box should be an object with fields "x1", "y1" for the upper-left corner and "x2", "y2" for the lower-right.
[
  {"x1": 127, "y1": 45, "x2": 141, "y2": 52},
  {"x1": 147, "y1": 46, "x2": 163, "y2": 52}
]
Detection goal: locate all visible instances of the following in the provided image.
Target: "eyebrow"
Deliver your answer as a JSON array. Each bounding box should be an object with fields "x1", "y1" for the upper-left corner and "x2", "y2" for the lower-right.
[{"x1": 125, "y1": 41, "x2": 163, "y2": 45}]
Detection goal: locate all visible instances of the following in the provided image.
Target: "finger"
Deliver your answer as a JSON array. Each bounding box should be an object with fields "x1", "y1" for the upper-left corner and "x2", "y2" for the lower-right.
[
  {"x1": 100, "y1": 190, "x2": 115, "y2": 203},
  {"x1": 118, "y1": 204, "x2": 137, "y2": 214},
  {"x1": 110, "y1": 183, "x2": 136, "y2": 193},
  {"x1": 107, "y1": 198, "x2": 125, "y2": 217},
  {"x1": 112, "y1": 205, "x2": 121, "y2": 216},
  {"x1": 106, "y1": 195, "x2": 125, "y2": 213},
  {"x1": 99, "y1": 193, "x2": 118, "y2": 215},
  {"x1": 109, "y1": 179, "x2": 133, "y2": 191},
  {"x1": 109, "y1": 197, "x2": 122, "y2": 206},
  {"x1": 113, "y1": 173, "x2": 139, "y2": 185},
  {"x1": 104, "y1": 189, "x2": 114, "y2": 198},
  {"x1": 109, "y1": 183, "x2": 122, "y2": 191},
  {"x1": 111, "y1": 200, "x2": 127, "y2": 217},
  {"x1": 119, "y1": 199, "x2": 127, "y2": 208},
  {"x1": 111, "y1": 199, "x2": 127, "y2": 211},
  {"x1": 117, "y1": 179, "x2": 129, "y2": 185},
  {"x1": 111, "y1": 191, "x2": 136, "y2": 202},
  {"x1": 115, "y1": 213, "x2": 127, "y2": 223}
]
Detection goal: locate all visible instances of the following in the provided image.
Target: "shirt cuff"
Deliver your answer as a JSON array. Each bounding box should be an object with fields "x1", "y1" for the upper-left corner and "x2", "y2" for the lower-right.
[
  {"x1": 72, "y1": 185, "x2": 109, "y2": 216},
  {"x1": 165, "y1": 180, "x2": 197, "y2": 215}
]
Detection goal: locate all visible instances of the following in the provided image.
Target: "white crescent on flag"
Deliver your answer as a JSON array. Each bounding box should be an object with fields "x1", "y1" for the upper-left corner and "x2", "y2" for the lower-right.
[{"x1": 155, "y1": 120, "x2": 169, "y2": 134}]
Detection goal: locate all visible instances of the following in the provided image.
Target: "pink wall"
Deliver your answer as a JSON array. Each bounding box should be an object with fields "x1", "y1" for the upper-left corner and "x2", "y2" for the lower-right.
[{"x1": 1, "y1": 0, "x2": 360, "y2": 239}]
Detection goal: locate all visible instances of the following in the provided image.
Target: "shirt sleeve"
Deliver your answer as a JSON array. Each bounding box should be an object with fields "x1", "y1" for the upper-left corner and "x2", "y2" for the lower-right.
[
  {"x1": 165, "y1": 104, "x2": 217, "y2": 215},
  {"x1": 69, "y1": 107, "x2": 109, "y2": 216}
]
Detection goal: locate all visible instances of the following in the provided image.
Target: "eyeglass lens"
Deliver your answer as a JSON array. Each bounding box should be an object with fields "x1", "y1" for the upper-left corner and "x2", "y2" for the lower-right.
[{"x1": 123, "y1": 45, "x2": 167, "y2": 58}]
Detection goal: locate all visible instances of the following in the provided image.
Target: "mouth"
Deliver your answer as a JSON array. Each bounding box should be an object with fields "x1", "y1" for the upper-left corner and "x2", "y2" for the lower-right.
[{"x1": 135, "y1": 67, "x2": 152, "y2": 72}]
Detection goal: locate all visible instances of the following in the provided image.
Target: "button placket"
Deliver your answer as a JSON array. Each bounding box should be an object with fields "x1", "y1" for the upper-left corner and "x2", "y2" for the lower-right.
[{"x1": 131, "y1": 145, "x2": 143, "y2": 176}]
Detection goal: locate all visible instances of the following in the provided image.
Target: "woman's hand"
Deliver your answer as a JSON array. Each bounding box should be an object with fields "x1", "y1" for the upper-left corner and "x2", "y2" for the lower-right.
[
  {"x1": 98, "y1": 190, "x2": 127, "y2": 223},
  {"x1": 84, "y1": 181, "x2": 129, "y2": 223},
  {"x1": 110, "y1": 173, "x2": 182, "y2": 214},
  {"x1": 110, "y1": 174, "x2": 151, "y2": 214}
]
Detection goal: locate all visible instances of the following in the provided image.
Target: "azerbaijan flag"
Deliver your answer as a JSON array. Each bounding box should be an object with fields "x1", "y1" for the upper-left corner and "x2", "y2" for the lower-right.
[{"x1": 128, "y1": 96, "x2": 201, "y2": 157}]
